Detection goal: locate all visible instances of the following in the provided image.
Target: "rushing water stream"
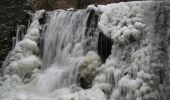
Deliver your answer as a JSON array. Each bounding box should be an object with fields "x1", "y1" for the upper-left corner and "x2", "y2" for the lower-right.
[{"x1": 37, "y1": 10, "x2": 99, "y2": 92}]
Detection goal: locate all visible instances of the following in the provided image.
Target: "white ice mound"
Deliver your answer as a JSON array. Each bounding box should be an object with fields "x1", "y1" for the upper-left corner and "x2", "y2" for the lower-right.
[
  {"x1": 82, "y1": 51, "x2": 101, "y2": 70},
  {"x1": 4, "y1": 56, "x2": 41, "y2": 77},
  {"x1": 3, "y1": 10, "x2": 45, "y2": 78},
  {"x1": 88, "y1": 2, "x2": 147, "y2": 44},
  {"x1": 15, "y1": 39, "x2": 39, "y2": 54},
  {"x1": 33, "y1": 9, "x2": 46, "y2": 20},
  {"x1": 25, "y1": 10, "x2": 45, "y2": 42},
  {"x1": 57, "y1": 87, "x2": 106, "y2": 100},
  {"x1": 79, "y1": 51, "x2": 101, "y2": 88}
]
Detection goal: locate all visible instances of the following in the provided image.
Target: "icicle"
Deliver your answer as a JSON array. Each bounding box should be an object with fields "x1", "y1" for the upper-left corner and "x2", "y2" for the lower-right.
[{"x1": 16, "y1": 25, "x2": 26, "y2": 43}]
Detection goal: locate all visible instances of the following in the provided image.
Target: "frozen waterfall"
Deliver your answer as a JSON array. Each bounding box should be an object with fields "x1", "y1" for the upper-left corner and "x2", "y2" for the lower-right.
[{"x1": 0, "y1": 1, "x2": 170, "y2": 100}]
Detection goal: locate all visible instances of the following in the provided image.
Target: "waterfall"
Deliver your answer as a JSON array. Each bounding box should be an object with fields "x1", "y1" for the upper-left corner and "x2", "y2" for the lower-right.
[
  {"x1": 0, "y1": 9, "x2": 103, "y2": 100},
  {"x1": 0, "y1": 1, "x2": 170, "y2": 100},
  {"x1": 33, "y1": 10, "x2": 99, "y2": 92}
]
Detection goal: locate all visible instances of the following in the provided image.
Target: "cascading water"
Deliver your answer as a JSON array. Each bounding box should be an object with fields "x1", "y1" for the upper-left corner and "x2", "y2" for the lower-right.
[
  {"x1": 33, "y1": 10, "x2": 99, "y2": 92},
  {"x1": 0, "y1": 1, "x2": 170, "y2": 100},
  {"x1": 0, "y1": 8, "x2": 103, "y2": 100}
]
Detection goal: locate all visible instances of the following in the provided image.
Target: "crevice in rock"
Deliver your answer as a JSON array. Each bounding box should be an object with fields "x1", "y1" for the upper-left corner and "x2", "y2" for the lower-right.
[
  {"x1": 97, "y1": 32, "x2": 113, "y2": 63},
  {"x1": 83, "y1": 10, "x2": 99, "y2": 53}
]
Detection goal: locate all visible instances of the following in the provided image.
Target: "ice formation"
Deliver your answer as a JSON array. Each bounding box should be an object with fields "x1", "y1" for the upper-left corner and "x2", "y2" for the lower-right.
[
  {"x1": 0, "y1": 1, "x2": 169, "y2": 100},
  {"x1": 88, "y1": 2, "x2": 146, "y2": 44},
  {"x1": 2, "y1": 10, "x2": 45, "y2": 77},
  {"x1": 0, "y1": 8, "x2": 105, "y2": 100},
  {"x1": 0, "y1": 10, "x2": 45, "y2": 100},
  {"x1": 80, "y1": 51, "x2": 101, "y2": 80},
  {"x1": 88, "y1": 1, "x2": 165, "y2": 100}
]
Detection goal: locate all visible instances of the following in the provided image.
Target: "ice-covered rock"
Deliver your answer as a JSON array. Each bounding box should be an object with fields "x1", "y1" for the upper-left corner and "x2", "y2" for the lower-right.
[
  {"x1": 4, "y1": 56, "x2": 41, "y2": 77},
  {"x1": 79, "y1": 51, "x2": 101, "y2": 88},
  {"x1": 89, "y1": 1, "x2": 149, "y2": 44},
  {"x1": 57, "y1": 87, "x2": 106, "y2": 100},
  {"x1": 89, "y1": 1, "x2": 165, "y2": 100},
  {"x1": 1, "y1": 10, "x2": 45, "y2": 91}
]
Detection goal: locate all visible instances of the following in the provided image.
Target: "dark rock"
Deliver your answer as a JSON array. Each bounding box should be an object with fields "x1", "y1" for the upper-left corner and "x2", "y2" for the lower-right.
[
  {"x1": 98, "y1": 32, "x2": 113, "y2": 63},
  {"x1": 84, "y1": 10, "x2": 99, "y2": 53},
  {"x1": 0, "y1": 0, "x2": 33, "y2": 68},
  {"x1": 33, "y1": 0, "x2": 75, "y2": 10},
  {"x1": 79, "y1": 77, "x2": 92, "y2": 89},
  {"x1": 33, "y1": 0, "x2": 136, "y2": 10}
]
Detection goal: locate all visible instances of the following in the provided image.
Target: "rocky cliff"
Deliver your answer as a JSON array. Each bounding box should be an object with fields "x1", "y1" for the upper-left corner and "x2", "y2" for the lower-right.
[{"x1": 0, "y1": 0, "x2": 33, "y2": 67}]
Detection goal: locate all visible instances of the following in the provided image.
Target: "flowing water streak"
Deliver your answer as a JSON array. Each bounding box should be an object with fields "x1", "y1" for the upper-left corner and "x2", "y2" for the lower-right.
[
  {"x1": 32, "y1": 10, "x2": 93, "y2": 93},
  {"x1": 0, "y1": 9, "x2": 100, "y2": 100}
]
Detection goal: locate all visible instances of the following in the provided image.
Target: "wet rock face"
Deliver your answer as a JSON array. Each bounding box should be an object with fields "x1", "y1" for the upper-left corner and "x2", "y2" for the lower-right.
[
  {"x1": 98, "y1": 32, "x2": 113, "y2": 63},
  {"x1": 0, "y1": 0, "x2": 33, "y2": 67}
]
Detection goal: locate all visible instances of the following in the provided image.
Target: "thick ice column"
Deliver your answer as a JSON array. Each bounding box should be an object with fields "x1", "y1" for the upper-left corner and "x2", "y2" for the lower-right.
[{"x1": 2, "y1": 10, "x2": 45, "y2": 78}]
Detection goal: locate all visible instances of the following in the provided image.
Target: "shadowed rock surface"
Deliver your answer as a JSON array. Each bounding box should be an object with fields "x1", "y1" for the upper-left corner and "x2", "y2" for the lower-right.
[
  {"x1": 0, "y1": 0, "x2": 33, "y2": 67},
  {"x1": 33, "y1": 0, "x2": 137, "y2": 10}
]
